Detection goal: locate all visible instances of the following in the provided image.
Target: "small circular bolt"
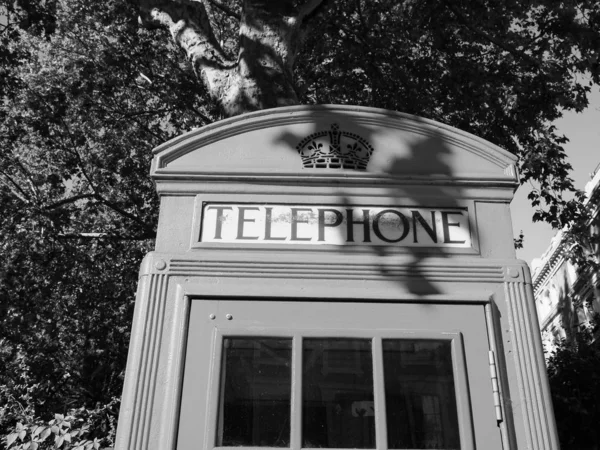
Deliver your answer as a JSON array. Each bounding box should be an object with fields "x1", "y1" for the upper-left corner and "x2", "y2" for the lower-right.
[
  {"x1": 508, "y1": 268, "x2": 519, "y2": 278},
  {"x1": 209, "y1": 314, "x2": 216, "y2": 320},
  {"x1": 155, "y1": 260, "x2": 167, "y2": 270},
  {"x1": 226, "y1": 314, "x2": 233, "y2": 320}
]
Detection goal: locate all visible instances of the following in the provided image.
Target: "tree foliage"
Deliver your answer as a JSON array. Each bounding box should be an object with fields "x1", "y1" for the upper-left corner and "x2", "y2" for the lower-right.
[
  {"x1": 5, "y1": 407, "x2": 116, "y2": 450},
  {"x1": 1, "y1": 0, "x2": 214, "y2": 445},
  {"x1": 547, "y1": 324, "x2": 600, "y2": 449},
  {"x1": 1, "y1": 0, "x2": 600, "y2": 445}
]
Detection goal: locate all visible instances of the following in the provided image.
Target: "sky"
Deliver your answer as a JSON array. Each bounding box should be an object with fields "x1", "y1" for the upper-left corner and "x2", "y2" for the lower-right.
[{"x1": 511, "y1": 87, "x2": 600, "y2": 266}]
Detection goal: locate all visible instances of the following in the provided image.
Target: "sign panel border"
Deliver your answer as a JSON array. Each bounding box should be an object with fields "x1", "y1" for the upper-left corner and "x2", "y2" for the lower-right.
[{"x1": 190, "y1": 194, "x2": 480, "y2": 255}]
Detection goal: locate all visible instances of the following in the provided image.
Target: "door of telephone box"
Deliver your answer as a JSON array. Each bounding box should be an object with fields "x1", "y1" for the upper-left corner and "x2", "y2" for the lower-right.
[{"x1": 177, "y1": 300, "x2": 502, "y2": 450}]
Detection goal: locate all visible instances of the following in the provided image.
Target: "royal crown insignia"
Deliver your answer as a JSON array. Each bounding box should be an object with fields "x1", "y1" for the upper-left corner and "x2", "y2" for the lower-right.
[{"x1": 296, "y1": 124, "x2": 374, "y2": 170}]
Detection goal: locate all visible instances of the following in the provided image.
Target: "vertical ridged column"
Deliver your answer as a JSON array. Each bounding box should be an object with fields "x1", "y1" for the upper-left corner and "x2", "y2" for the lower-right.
[
  {"x1": 159, "y1": 290, "x2": 191, "y2": 450},
  {"x1": 504, "y1": 265, "x2": 559, "y2": 450},
  {"x1": 115, "y1": 255, "x2": 169, "y2": 450}
]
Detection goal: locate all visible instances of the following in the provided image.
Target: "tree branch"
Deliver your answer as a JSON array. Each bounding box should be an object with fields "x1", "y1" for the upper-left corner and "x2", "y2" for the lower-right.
[
  {"x1": 0, "y1": 171, "x2": 31, "y2": 204},
  {"x1": 38, "y1": 191, "x2": 155, "y2": 235},
  {"x1": 44, "y1": 194, "x2": 97, "y2": 210},
  {"x1": 141, "y1": 0, "x2": 232, "y2": 66},
  {"x1": 95, "y1": 197, "x2": 155, "y2": 234},
  {"x1": 205, "y1": 0, "x2": 240, "y2": 21},
  {"x1": 139, "y1": 0, "x2": 238, "y2": 108},
  {"x1": 19, "y1": 93, "x2": 155, "y2": 232},
  {"x1": 142, "y1": 0, "x2": 305, "y2": 115},
  {"x1": 187, "y1": 103, "x2": 214, "y2": 123},
  {"x1": 7, "y1": 155, "x2": 44, "y2": 203},
  {"x1": 297, "y1": 0, "x2": 327, "y2": 21},
  {"x1": 57, "y1": 233, "x2": 156, "y2": 241}
]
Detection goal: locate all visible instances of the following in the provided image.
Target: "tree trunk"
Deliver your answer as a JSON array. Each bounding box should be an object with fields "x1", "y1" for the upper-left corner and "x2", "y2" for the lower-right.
[{"x1": 140, "y1": 0, "x2": 325, "y2": 117}]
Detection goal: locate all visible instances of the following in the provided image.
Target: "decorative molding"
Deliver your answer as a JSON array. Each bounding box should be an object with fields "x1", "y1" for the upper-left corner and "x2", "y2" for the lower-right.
[
  {"x1": 158, "y1": 289, "x2": 191, "y2": 450},
  {"x1": 114, "y1": 273, "x2": 169, "y2": 450},
  {"x1": 504, "y1": 280, "x2": 560, "y2": 450},
  {"x1": 168, "y1": 258, "x2": 505, "y2": 282},
  {"x1": 152, "y1": 174, "x2": 520, "y2": 193},
  {"x1": 531, "y1": 237, "x2": 568, "y2": 294},
  {"x1": 295, "y1": 123, "x2": 374, "y2": 169},
  {"x1": 151, "y1": 105, "x2": 518, "y2": 184},
  {"x1": 503, "y1": 265, "x2": 531, "y2": 284},
  {"x1": 153, "y1": 180, "x2": 517, "y2": 206}
]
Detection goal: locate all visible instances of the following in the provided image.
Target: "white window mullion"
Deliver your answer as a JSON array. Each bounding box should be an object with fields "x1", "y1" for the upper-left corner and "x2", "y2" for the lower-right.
[
  {"x1": 291, "y1": 334, "x2": 303, "y2": 450},
  {"x1": 372, "y1": 337, "x2": 388, "y2": 450}
]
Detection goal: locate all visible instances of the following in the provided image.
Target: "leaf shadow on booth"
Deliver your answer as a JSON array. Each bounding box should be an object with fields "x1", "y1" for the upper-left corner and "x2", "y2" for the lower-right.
[
  {"x1": 341, "y1": 131, "x2": 458, "y2": 297},
  {"x1": 274, "y1": 109, "x2": 475, "y2": 297}
]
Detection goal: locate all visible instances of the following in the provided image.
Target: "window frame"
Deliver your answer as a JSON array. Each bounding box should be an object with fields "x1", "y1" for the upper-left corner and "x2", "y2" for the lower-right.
[{"x1": 204, "y1": 327, "x2": 474, "y2": 450}]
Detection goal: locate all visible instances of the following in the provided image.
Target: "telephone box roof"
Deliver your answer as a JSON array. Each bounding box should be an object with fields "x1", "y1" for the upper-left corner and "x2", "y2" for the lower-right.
[{"x1": 151, "y1": 105, "x2": 518, "y2": 188}]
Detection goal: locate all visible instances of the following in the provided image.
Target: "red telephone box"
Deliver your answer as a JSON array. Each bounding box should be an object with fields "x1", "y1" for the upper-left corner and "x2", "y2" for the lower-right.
[{"x1": 115, "y1": 106, "x2": 558, "y2": 450}]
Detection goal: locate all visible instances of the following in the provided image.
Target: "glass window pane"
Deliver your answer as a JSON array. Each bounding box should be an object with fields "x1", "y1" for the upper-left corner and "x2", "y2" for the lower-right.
[
  {"x1": 303, "y1": 339, "x2": 375, "y2": 449},
  {"x1": 217, "y1": 338, "x2": 292, "y2": 447},
  {"x1": 383, "y1": 340, "x2": 459, "y2": 450}
]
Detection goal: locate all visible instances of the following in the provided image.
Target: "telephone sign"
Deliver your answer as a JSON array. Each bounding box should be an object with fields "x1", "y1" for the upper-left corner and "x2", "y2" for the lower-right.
[{"x1": 200, "y1": 203, "x2": 471, "y2": 247}]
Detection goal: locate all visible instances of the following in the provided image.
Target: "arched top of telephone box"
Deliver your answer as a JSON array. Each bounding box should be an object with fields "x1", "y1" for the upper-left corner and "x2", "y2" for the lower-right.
[{"x1": 151, "y1": 105, "x2": 518, "y2": 188}]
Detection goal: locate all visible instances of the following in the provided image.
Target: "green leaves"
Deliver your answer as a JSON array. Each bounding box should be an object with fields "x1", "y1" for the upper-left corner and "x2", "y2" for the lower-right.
[
  {"x1": 7, "y1": 432, "x2": 19, "y2": 447},
  {"x1": 0, "y1": 0, "x2": 212, "y2": 443},
  {"x1": 3, "y1": 406, "x2": 112, "y2": 450},
  {"x1": 547, "y1": 325, "x2": 600, "y2": 449}
]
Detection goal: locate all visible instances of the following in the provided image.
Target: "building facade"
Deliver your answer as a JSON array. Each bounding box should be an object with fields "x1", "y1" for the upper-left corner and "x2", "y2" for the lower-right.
[{"x1": 532, "y1": 164, "x2": 600, "y2": 353}]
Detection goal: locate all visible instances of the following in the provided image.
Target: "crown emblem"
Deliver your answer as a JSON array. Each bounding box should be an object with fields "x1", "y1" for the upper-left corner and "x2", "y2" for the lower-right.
[{"x1": 296, "y1": 124, "x2": 374, "y2": 170}]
